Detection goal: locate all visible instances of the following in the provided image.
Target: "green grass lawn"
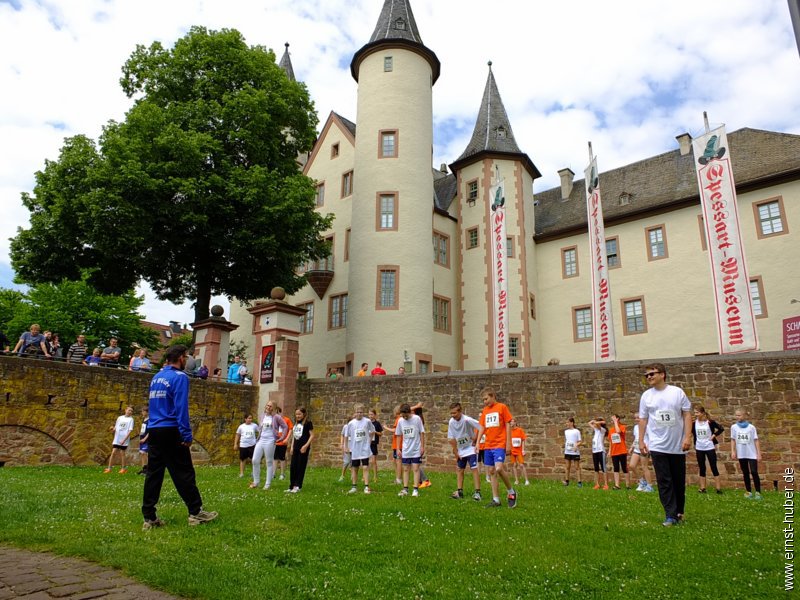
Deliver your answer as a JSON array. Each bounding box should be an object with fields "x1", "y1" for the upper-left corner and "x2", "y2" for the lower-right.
[{"x1": 0, "y1": 465, "x2": 784, "y2": 599}]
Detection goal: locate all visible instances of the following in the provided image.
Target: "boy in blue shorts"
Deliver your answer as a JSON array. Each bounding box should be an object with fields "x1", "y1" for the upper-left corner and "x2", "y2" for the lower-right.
[
  {"x1": 447, "y1": 402, "x2": 481, "y2": 501},
  {"x1": 475, "y1": 387, "x2": 517, "y2": 508},
  {"x1": 395, "y1": 403, "x2": 426, "y2": 497}
]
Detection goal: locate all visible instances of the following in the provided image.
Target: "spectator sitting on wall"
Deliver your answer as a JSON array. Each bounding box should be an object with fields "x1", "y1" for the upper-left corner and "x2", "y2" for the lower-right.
[
  {"x1": 397, "y1": 366, "x2": 406, "y2": 375},
  {"x1": 184, "y1": 348, "x2": 198, "y2": 376},
  {"x1": 0, "y1": 329, "x2": 11, "y2": 353},
  {"x1": 130, "y1": 349, "x2": 151, "y2": 372},
  {"x1": 101, "y1": 337, "x2": 122, "y2": 366},
  {"x1": 66, "y1": 335, "x2": 89, "y2": 365},
  {"x1": 356, "y1": 363, "x2": 369, "y2": 377},
  {"x1": 238, "y1": 359, "x2": 249, "y2": 383},
  {"x1": 12, "y1": 324, "x2": 49, "y2": 358},
  {"x1": 371, "y1": 361, "x2": 387, "y2": 376},
  {"x1": 85, "y1": 348, "x2": 102, "y2": 366},
  {"x1": 212, "y1": 367, "x2": 222, "y2": 382}
]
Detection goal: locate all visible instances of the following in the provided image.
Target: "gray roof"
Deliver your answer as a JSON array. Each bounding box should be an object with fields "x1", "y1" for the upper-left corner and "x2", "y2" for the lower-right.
[
  {"x1": 450, "y1": 64, "x2": 540, "y2": 179},
  {"x1": 534, "y1": 128, "x2": 800, "y2": 239},
  {"x1": 351, "y1": 0, "x2": 440, "y2": 83},
  {"x1": 433, "y1": 170, "x2": 457, "y2": 215},
  {"x1": 334, "y1": 112, "x2": 357, "y2": 138},
  {"x1": 278, "y1": 43, "x2": 295, "y2": 81}
]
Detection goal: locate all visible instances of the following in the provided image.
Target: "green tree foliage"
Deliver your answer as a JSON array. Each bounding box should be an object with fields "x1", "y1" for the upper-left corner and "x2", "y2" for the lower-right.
[
  {"x1": 11, "y1": 27, "x2": 332, "y2": 323},
  {"x1": 1, "y1": 277, "x2": 159, "y2": 359}
]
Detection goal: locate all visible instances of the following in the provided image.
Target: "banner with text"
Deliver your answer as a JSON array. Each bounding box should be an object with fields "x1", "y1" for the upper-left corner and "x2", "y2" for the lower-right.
[
  {"x1": 260, "y1": 344, "x2": 275, "y2": 384},
  {"x1": 584, "y1": 155, "x2": 616, "y2": 362},
  {"x1": 490, "y1": 168, "x2": 509, "y2": 368},
  {"x1": 692, "y1": 126, "x2": 758, "y2": 353}
]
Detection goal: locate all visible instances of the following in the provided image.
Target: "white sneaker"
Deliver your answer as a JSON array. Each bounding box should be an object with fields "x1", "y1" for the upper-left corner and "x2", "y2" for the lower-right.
[
  {"x1": 263, "y1": 485, "x2": 270, "y2": 490},
  {"x1": 284, "y1": 488, "x2": 294, "y2": 493},
  {"x1": 364, "y1": 486, "x2": 371, "y2": 495},
  {"x1": 290, "y1": 487, "x2": 300, "y2": 493},
  {"x1": 635, "y1": 483, "x2": 644, "y2": 492},
  {"x1": 348, "y1": 486, "x2": 357, "y2": 494},
  {"x1": 394, "y1": 478, "x2": 403, "y2": 485},
  {"x1": 279, "y1": 474, "x2": 285, "y2": 480},
  {"x1": 412, "y1": 489, "x2": 419, "y2": 497},
  {"x1": 524, "y1": 480, "x2": 530, "y2": 486},
  {"x1": 338, "y1": 476, "x2": 344, "y2": 482},
  {"x1": 398, "y1": 488, "x2": 409, "y2": 497}
]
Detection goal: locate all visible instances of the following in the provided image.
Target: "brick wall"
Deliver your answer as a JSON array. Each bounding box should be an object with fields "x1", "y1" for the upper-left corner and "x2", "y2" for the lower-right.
[
  {"x1": 0, "y1": 356, "x2": 258, "y2": 466},
  {"x1": 297, "y1": 352, "x2": 800, "y2": 486}
]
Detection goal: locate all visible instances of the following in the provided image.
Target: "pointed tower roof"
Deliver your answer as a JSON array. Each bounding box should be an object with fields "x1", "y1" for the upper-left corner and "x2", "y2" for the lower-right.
[
  {"x1": 450, "y1": 63, "x2": 540, "y2": 179},
  {"x1": 279, "y1": 42, "x2": 295, "y2": 81},
  {"x1": 351, "y1": 0, "x2": 440, "y2": 83}
]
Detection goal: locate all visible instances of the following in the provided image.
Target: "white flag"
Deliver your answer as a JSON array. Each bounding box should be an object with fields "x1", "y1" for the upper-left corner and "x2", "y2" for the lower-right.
[
  {"x1": 584, "y1": 154, "x2": 616, "y2": 362},
  {"x1": 692, "y1": 126, "x2": 758, "y2": 353}
]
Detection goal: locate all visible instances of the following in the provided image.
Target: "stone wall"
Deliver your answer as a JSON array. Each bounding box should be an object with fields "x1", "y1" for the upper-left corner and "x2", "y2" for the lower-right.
[
  {"x1": 297, "y1": 352, "x2": 800, "y2": 487},
  {"x1": 0, "y1": 356, "x2": 258, "y2": 466}
]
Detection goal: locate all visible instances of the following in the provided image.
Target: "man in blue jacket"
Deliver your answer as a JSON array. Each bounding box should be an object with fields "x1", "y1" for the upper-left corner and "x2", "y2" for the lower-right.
[
  {"x1": 141, "y1": 344, "x2": 218, "y2": 530},
  {"x1": 227, "y1": 355, "x2": 242, "y2": 384}
]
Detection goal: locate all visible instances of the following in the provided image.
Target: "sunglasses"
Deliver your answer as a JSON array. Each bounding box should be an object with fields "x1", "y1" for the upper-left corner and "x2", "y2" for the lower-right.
[{"x1": 644, "y1": 371, "x2": 662, "y2": 378}]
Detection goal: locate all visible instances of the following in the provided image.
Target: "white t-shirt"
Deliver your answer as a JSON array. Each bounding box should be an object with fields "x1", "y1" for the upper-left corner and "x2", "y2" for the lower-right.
[
  {"x1": 395, "y1": 414, "x2": 425, "y2": 459},
  {"x1": 236, "y1": 423, "x2": 259, "y2": 448},
  {"x1": 447, "y1": 415, "x2": 480, "y2": 458},
  {"x1": 733, "y1": 423, "x2": 759, "y2": 459},
  {"x1": 591, "y1": 426, "x2": 606, "y2": 453},
  {"x1": 694, "y1": 420, "x2": 715, "y2": 451},
  {"x1": 113, "y1": 415, "x2": 134, "y2": 446},
  {"x1": 564, "y1": 428, "x2": 581, "y2": 455},
  {"x1": 345, "y1": 417, "x2": 375, "y2": 460},
  {"x1": 639, "y1": 384, "x2": 691, "y2": 454}
]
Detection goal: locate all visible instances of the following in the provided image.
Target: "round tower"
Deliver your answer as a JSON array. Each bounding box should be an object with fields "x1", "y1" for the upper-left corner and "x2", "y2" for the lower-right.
[{"x1": 346, "y1": 1, "x2": 441, "y2": 370}]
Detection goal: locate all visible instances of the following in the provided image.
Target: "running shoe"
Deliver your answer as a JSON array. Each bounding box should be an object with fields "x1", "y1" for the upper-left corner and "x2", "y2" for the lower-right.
[
  {"x1": 753, "y1": 492, "x2": 763, "y2": 501},
  {"x1": 524, "y1": 480, "x2": 530, "y2": 486},
  {"x1": 394, "y1": 478, "x2": 403, "y2": 485},
  {"x1": 103, "y1": 468, "x2": 111, "y2": 474},
  {"x1": 188, "y1": 510, "x2": 218, "y2": 526},
  {"x1": 348, "y1": 486, "x2": 357, "y2": 494},
  {"x1": 507, "y1": 492, "x2": 517, "y2": 509},
  {"x1": 118, "y1": 468, "x2": 127, "y2": 474},
  {"x1": 602, "y1": 485, "x2": 609, "y2": 490},
  {"x1": 698, "y1": 488, "x2": 707, "y2": 493},
  {"x1": 419, "y1": 480, "x2": 432, "y2": 489},
  {"x1": 635, "y1": 482, "x2": 645, "y2": 492},
  {"x1": 486, "y1": 500, "x2": 502, "y2": 508},
  {"x1": 364, "y1": 486, "x2": 371, "y2": 495},
  {"x1": 472, "y1": 491, "x2": 482, "y2": 501},
  {"x1": 662, "y1": 517, "x2": 677, "y2": 527},
  {"x1": 142, "y1": 518, "x2": 165, "y2": 531},
  {"x1": 643, "y1": 484, "x2": 654, "y2": 493},
  {"x1": 562, "y1": 480, "x2": 569, "y2": 486},
  {"x1": 398, "y1": 488, "x2": 409, "y2": 497},
  {"x1": 411, "y1": 489, "x2": 419, "y2": 497},
  {"x1": 451, "y1": 490, "x2": 464, "y2": 499},
  {"x1": 577, "y1": 482, "x2": 583, "y2": 488},
  {"x1": 744, "y1": 492, "x2": 753, "y2": 499},
  {"x1": 716, "y1": 489, "x2": 723, "y2": 494},
  {"x1": 593, "y1": 484, "x2": 600, "y2": 490}
]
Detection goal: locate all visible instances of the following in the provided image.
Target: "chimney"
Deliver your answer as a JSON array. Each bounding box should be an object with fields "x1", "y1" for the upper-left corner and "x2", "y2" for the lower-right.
[
  {"x1": 676, "y1": 132, "x2": 692, "y2": 156},
  {"x1": 169, "y1": 320, "x2": 182, "y2": 334},
  {"x1": 557, "y1": 168, "x2": 574, "y2": 200},
  {"x1": 440, "y1": 163, "x2": 448, "y2": 174}
]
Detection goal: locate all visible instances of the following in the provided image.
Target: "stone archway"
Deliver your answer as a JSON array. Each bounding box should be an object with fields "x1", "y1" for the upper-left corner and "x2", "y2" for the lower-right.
[{"x1": 0, "y1": 425, "x2": 74, "y2": 466}]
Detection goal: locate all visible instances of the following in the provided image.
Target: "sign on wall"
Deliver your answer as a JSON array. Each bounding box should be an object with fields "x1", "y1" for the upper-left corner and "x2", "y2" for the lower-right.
[
  {"x1": 260, "y1": 344, "x2": 275, "y2": 384},
  {"x1": 784, "y1": 316, "x2": 800, "y2": 351}
]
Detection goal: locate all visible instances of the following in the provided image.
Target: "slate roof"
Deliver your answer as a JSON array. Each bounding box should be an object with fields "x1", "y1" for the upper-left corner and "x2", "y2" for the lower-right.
[
  {"x1": 278, "y1": 43, "x2": 295, "y2": 81},
  {"x1": 534, "y1": 128, "x2": 800, "y2": 239},
  {"x1": 351, "y1": 0, "x2": 440, "y2": 83},
  {"x1": 433, "y1": 170, "x2": 457, "y2": 215},
  {"x1": 450, "y1": 64, "x2": 540, "y2": 179},
  {"x1": 334, "y1": 112, "x2": 357, "y2": 138}
]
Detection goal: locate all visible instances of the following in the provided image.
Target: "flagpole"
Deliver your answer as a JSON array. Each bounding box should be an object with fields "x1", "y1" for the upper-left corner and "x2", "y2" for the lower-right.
[
  {"x1": 703, "y1": 111, "x2": 710, "y2": 134},
  {"x1": 587, "y1": 141, "x2": 593, "y2": 162}
]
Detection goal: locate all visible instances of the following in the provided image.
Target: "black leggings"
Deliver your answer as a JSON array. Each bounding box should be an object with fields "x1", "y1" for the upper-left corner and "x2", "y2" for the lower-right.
[
  {"x1": 738, "y1": 458, "x2": 761, "y2": 493},
  {"x1": 696, "y1": 449, "x2": 719, "y2": 477}
]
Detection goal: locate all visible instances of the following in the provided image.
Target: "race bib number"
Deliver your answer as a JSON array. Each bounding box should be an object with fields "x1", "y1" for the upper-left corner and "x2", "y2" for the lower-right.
[
  {"x1": 457, "y1": 436, "x2": 470, "y2": 449},
  {"x1": 140, "y1": 424, "x2": 147, "y2": 435},
  {"x1": 511, "y1": 437, "x2": 522, "y2": 448},
  {"x1": 655, "y1": 409, "x2": 677, "y2": 427},
  {"x1": 736, "y1": 432, "x2": 752, "y2": 444},
  {"x1": 611, "y1": 433, "x2": 621, "y2": 444},
  {"x1": 293, "y1": 424, "x2": 304, "y2": 440},
  {"x1": 485, "y1": 412, "x2": 500, "y2": 428},
  {"x1": 565, "y1": 441, "x2": 575, "y2": 451},
  {"x1": 696, "y1": 427, "x2": 710, "y2": 439},
  {"x1": 355, "y1": 429, "x2": 367, "y2": 440},
  {"x1": 403, "y1": 427, "x2": 416, "y2": 439}
]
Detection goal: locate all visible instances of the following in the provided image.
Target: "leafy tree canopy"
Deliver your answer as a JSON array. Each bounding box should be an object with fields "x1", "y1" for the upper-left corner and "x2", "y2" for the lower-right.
[
  {"x1": 11, "y1": 27, "x2": 332, "y2": 323},
  {"x1": 1, "y1": 275, "x2": 159, "y2": 359}
]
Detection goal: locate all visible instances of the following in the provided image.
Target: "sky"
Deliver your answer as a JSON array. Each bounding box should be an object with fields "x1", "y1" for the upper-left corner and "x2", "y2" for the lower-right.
[{"x1": 1, "y1": 0, "x2": 799, "y2": 328}]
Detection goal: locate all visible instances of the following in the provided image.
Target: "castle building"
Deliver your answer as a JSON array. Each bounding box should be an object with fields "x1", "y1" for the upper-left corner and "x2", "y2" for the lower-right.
[{"x1": 231, "y1": 0, "x2": 800, "y2": 378}]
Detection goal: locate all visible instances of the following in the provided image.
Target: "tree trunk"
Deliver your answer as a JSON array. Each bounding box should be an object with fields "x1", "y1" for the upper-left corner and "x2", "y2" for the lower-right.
[{"x1": 194, "y1": 281, "x2": 212, "y2": 325}]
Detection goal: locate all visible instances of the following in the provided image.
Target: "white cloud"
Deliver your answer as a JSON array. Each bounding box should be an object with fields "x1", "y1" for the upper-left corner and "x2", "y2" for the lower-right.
[{"x1": 2, "y1": 0, "x2": 799, "y2": 320}]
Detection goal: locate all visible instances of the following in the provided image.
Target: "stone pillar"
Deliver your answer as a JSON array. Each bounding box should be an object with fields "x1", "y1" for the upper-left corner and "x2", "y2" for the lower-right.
[
  {"x1": 247, "y1": 288, "x2": 305, "y2": 416},
  {"x1": 191, "y1": 305, "x2": 239, "y2": 378}
]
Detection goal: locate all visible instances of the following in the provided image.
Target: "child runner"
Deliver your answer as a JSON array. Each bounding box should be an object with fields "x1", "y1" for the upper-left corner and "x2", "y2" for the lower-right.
[
  {"x1": 234, "y1": 414, "x2": 259, "y2": 478},
  {"x1": 412, "y1": 402, "x2": 432, "y2": 488},
  {"x1": 137, "y1": 407, "x2": 149, "y2": 476},
  {"x1": 693, "y1": 405, "x2": 724, "y2": 494},
  {"x1": 274, "y1": 406, "x2": 293, "y2": 481},
  {"x1": 287, "y1": 407, "x2": 314, "y2": 493},
  {"x1": 395, "y1": 403, "x2": 426, "y2": 497},
  {"x1": 509, "y1": 419, "x2": 530, "y2": 486},
  {"x1": 447, "y1": 402, "x2": 481, "y2": 501},
  {"x1": 104, "y1": 406, "x2": 134, "y2": 473},
  {"x1": 731, "y1": 408, "x2": 762, "y2": 500},
  {"x1": 589, "y1": 417, "x2": 608, "y2": 490},
  {"x1": 339, "y1": 415, "x2": 352, "y2": 482},
  {"x1": 629, "y1": 413, "x2": 654, "y2": 492},
  {"x1": 368, "y1": 408, "x2": 383, "y2": 483},
  {"x1": 250, "y1": 401, "x2": 287, "y2": 490},
  {"x1": 390, "y1": 405, "x2": 403, "y2": 485},
  {"x1": 608, "y1": 414, "x2": 630, "y2": 490},
  {"x1": 563, "y1": 417, "x2": 582, "y2": 487},
  {"x1": 344, "y1": 404, "x2": 375, "y2": 494},
  {"x1": 475, "y1": 387, "x2": 517, "y2": 508}
]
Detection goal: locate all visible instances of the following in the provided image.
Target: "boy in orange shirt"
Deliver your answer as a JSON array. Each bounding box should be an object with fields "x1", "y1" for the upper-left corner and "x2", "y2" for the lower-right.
[
  {"x1": 475, "y1": 387, "x2": 517, "y2": 508},
  {"x1": 608, "y1": 414, "x2": 630, "y2": 490},
  {"x1": 509, "y1": 419, "x2": 530, "y2": 486}
]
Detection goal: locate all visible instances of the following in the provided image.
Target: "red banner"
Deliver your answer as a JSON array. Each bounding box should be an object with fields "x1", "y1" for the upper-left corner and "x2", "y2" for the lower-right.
[
  {"x1": 490, "y1": 168, "x2": 508, "y2": 368},
  {"x1": 260, "y1": 344, "x2": 275, "y2": 384},
  {"x1": 784, "y1": 316, "x2": 800, "y2": 351}
]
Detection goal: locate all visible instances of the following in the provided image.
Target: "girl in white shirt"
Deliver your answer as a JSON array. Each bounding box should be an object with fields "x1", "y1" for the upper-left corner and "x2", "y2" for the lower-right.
[
  {"x1": 730, "y1": 408, "x2": 763, "y2": 500},
  {"x1": 692, "y1": 406, "x2": 724, "y2": 494}
]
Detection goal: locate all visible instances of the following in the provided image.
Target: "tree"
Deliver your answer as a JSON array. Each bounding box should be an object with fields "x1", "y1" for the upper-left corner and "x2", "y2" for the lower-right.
[
  {"x1": 1, "y1": 276, "x2": 159, "y2": 359},
  {"x1": 11, "y1": 27, "x2": 332, "y2": 323}
]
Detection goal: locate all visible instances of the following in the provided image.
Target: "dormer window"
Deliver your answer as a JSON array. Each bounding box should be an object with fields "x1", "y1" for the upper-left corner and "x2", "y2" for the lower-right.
[
  {"x1": 496, "y1": 126, "x2": 506, "y2": 139},
  {"x1": 394, "y1": 17, "x2": 406, "y2": 30},
  {"x1": 384, "y1": 56, "x2": 393, "y2": 72},
  {"x1": 619, "y1": 192, "x2": 632, "y2": 206}
]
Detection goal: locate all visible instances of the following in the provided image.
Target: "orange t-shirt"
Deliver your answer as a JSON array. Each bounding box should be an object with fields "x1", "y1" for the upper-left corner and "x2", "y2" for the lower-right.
[
  {"x1": 391, "y1": 416, "x2": 401, "y2": 450},
  {"x1": 510, "y1": 427, "x2": 526, "y2": 456},
  {"x1": 608, "y1": 424, "x2": 627, "y2": 456},
  {"x1": 276, "y1": 416, "x2": 292, "y2": 446},
  {"x1": 479, "y1": 402, "x2": 513, "y2": 449}
]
